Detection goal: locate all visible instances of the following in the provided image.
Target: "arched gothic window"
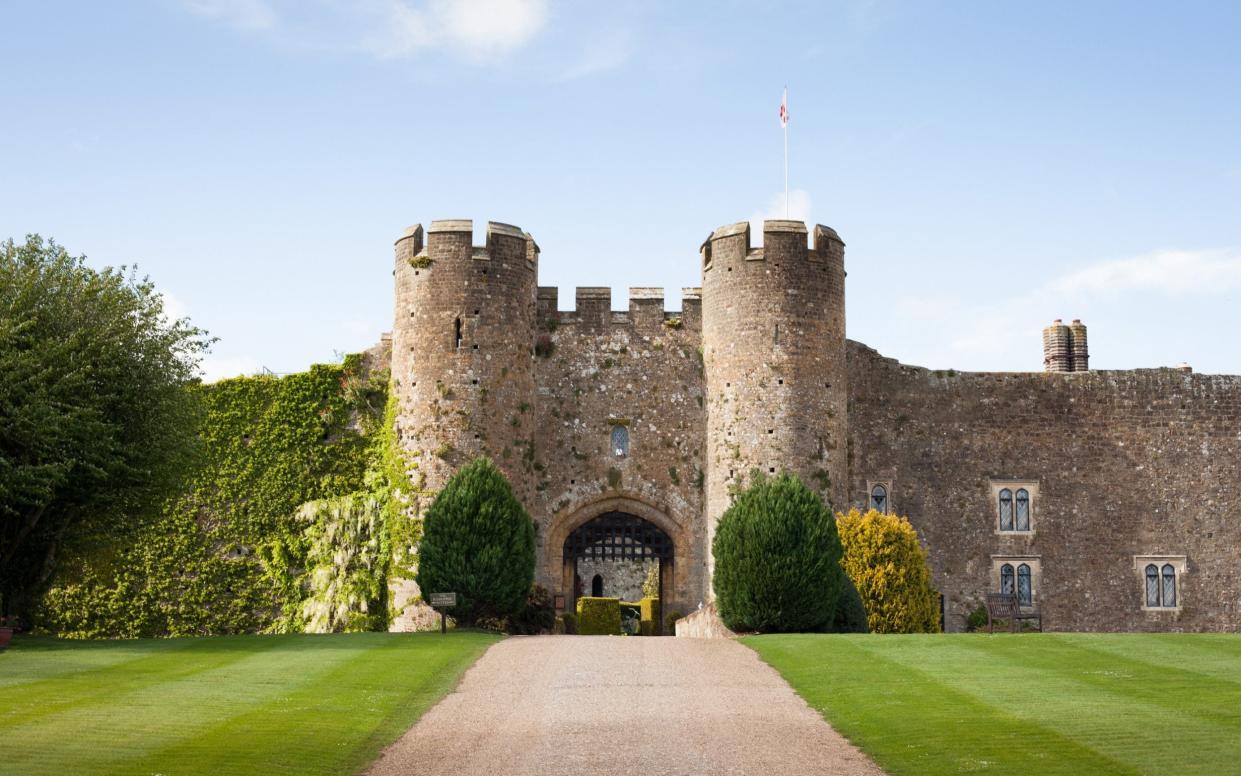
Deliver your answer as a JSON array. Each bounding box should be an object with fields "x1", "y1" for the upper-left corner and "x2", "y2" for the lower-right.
[
  {"x1": 1017, "y1": 563, "x2": 1032, "y2": 606},
  {"x1": 591, "y1": 574, "x2": 603, "y2": 597},
  {"x1": 999, "y1": 489, "x2": 1014, "y2": 531},
  {"x1": 611, "y1": 425, "x2": 629, "y2": 457},
  {"x1": 1000, "y1": 564, "x2": 1015, "y2": 596},
  {"x1": 870, "y1": 484, "x2": 888, "y2": 513},
  {"x1": 1015, "y1": 489, "x2": 1031, "y2": 531},
  {"x1": 1161, "y1": 564, "x2": 1176, "y2": 607},
  {"x1": 1145, "y1": 564, "x2": 1160, "y2": 607}
]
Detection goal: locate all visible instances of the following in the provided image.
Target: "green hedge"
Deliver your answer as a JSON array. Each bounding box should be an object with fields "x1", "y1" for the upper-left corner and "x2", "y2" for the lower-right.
[
  {"x1": 576, "y1": 597, "x2": 621, "y2": 635},
  {"x1": 640, "y1": 596, "x2": 660, "y2": 636}
]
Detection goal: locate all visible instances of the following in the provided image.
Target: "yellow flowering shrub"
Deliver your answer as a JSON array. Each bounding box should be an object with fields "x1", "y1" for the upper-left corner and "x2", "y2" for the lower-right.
[{"x1": 836, "y1": 508, "x2": 940, "y2": 634}]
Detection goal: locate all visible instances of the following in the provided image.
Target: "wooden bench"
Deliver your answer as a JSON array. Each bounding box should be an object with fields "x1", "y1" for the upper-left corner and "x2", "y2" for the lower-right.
[{"x1": 985, "y1": 592, "x2": 1042, "y2": 633}]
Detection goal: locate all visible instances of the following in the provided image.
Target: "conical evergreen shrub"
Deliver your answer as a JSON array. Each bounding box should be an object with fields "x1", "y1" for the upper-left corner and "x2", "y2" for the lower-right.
[
  {"x1": 712, "y1": 471, "x2": 844, "y2": 632},
  {"x1": 416, "y1": 457, "x2": 535, "y2": 626}
]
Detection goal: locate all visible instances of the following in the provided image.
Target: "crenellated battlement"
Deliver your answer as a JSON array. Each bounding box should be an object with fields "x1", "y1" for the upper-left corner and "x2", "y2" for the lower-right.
[
  {"x1": 396, "y1": 219, "x2": 538, "y2": 271},
  {"x1": 534, "y1": 286, "x2": 702, "y2": 332},
  {"x1": 700, "y1": 219, "x2": 845, "y2": 270}
]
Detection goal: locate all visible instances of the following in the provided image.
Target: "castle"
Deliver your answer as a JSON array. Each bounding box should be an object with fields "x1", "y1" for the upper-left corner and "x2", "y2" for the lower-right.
[{"x1": 386, "y1": 218, "x2": 1241, "y2": 632}]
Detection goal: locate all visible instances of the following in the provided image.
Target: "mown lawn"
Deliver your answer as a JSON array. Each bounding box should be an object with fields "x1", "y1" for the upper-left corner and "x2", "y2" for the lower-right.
[
  {"x1": 0, "y1": 630, "x2": 500, "y2": 775},
  {"x1": 744, "y1": 633, "x2": 1241, "y2": 775}
]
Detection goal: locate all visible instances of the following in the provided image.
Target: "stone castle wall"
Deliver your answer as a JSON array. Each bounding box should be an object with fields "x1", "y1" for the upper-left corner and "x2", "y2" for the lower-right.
[
  {"x1": 700, "y1": 221, "x2": 847, "y2": 591},
  {"x1": 389, "y1": 221, "x2": 540, "y2": 629},
  {"x1": 528, "y1": 285, "x2": 706, "y2": 615},
  {"x1": 846, "y1": 340, "x2": 1241, "y2": 632},
  {"x1": 387, "y1": 216, "x2": 1241, "y2": 633}
]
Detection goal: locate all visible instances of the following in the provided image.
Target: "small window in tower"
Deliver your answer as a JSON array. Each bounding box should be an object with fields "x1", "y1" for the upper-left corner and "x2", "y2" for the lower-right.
[
  {"x1": 870, "y1": 484, "x2": 888, "y2": 513},
  {"x1": 774, "y1": 324, "x2": 780, "y2": 345},
  {"x1": 611, "y1": 425, "x2": 629, "y2": 457},
  {"x1": 454, "y1": 318, "x2": 462, "y2": 349}
]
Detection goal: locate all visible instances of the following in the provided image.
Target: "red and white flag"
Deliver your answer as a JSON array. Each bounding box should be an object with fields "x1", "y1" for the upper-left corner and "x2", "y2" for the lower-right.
[{"x1": 779, "y1": 87, "x2": 788, "y2": 128}]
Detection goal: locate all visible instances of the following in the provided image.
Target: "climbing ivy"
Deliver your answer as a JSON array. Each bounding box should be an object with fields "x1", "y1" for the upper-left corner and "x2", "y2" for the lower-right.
[{"x1": 37, "y1": 354, "x2": 402, "y2": 638}]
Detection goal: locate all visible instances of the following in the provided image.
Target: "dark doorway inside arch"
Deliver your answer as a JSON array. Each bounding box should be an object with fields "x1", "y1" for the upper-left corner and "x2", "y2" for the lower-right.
[{"x1": 563, "y1": 511, "x2": 673, "y2": 634}]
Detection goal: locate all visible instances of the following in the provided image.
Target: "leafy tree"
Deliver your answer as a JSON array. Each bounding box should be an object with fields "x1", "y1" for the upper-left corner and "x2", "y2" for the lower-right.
[
  {"x1": 0, "y1": 236, "x2": 211, "y2": 618},
  {"x1": 836, "y1": 508, "x2": 940, "y2": 633},
  {"x1": 712, "y1": 471, "x2": 843, "y2": 633},
  {"x1": 415, "y1": 457, "x2": 534, "y2": 626}
]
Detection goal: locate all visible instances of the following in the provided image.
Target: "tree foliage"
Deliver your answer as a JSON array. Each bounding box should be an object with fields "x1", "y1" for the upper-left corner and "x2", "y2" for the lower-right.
[
  {"x1": 836, "y1": 508, "x2": 940, "y2": 634},
  {"x1": 712, "y1": 471, "x2": 843, "y2": 633},
  {"x1": 0, "y1": 235, "x2": 211, "y2": 617},
  {"x1": 415, "y1": 457, "x2": 535, "y2": 626}
]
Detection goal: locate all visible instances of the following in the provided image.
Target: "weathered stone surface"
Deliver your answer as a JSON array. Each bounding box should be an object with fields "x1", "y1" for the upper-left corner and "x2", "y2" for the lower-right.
[
  {"x1": 386, "y1": 216, "x2": 1241, "y2": 633},
  {"x1": 675, "y1": 602, "x2": 737, "y2": 639},
  {"x1": 847, "y1": 341, "x2": 1241, "y2": 632}
]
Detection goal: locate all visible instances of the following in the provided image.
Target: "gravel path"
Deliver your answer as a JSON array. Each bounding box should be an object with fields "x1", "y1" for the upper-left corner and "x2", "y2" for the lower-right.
[{"x1": 366, "y1": 635, "x2": 885, "y2": 776}]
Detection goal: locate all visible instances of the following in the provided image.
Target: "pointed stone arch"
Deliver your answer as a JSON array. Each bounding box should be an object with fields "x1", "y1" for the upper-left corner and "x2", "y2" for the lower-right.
[{"x1": 544, "y1": 493, "x2": 698, "y2": 617}]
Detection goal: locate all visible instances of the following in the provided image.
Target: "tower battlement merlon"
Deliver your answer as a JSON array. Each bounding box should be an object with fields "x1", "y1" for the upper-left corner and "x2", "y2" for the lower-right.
[
  {"x1": 628, "y1": 287, "x2": 665, "y2": 328},
  {"x1": 702, "y1": 220, "x2": 845, "y2": 270},
  {"x1": 416, "y1": 219, "x2": 538, "y2": 271},
  {"x1": 394, "y1": 224, "x2": 424, "y2": 261},
  {"x1": 681, "y1": 287, "x2": 702, "y2": 330}
]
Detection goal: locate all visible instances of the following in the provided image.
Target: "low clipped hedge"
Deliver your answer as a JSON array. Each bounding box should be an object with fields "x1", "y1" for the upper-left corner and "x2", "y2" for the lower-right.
[
  {"x1": 640, "y1": 596, "x2": 660, "y2": 635},
  {"x1": 576, "y1": 597, "x2": 621, "y2": 635}
]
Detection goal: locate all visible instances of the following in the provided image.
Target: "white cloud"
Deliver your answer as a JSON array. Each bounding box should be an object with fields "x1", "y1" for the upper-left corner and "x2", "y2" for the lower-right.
[
  {"x1": 749, "y1": 189, "x2": 812, "y2": 241},
  {"x1": 434, "y1": 0, "x2": 547, "y2": 57},
  {"x1": 199, "y1": 354, "x2": 264, "y2": 383},
  {"x1": 930, "y1": 248, "x2": 1241, "y2": 364},
  {"x1": 183, "y1": 0, "x2": 547, "y2": 62},
  {"x1": 1049, "y1": 249, "x2": 1241, "y2": 299}
]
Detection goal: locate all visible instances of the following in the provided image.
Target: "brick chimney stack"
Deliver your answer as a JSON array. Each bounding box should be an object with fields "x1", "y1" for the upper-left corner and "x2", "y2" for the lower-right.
[{"x1": 1043, "y1": 319, "x2": 1088, "y2": 373}]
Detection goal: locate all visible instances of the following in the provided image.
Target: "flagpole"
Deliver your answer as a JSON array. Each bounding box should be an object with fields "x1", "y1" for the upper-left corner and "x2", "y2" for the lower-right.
[{"x1": 783, "y1": 86, "x2": 789, "y2": 219}]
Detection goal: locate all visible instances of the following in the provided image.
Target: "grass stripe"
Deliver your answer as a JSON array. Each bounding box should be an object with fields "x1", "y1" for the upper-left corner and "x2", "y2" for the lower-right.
[
  {"x1": 747, "y1": 635, "x2": 1135, "y2": 775},
  {"x1": 0, "y1": 631, "x2": 499, "y2": 776},
  {"x1": 117, "y1": 632, "x2": 497, "y2": 775},
  {"x1": 744, "y1": 633, "x2": 1241, "y2": 775}
]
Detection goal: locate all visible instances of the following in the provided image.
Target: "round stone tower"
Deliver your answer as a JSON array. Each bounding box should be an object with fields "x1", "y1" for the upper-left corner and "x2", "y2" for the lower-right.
[
  {"x1": 699, "y1": 220, "x2": 847, "y2": 593},
  {"x1": 390, "y1": 219, "x2": 539, "y2": 628}
]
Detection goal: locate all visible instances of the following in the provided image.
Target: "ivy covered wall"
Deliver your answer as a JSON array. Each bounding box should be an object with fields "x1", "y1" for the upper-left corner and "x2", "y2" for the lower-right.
[{"x1": 37, "y1": 352, "x2": 413, "y2": 638}]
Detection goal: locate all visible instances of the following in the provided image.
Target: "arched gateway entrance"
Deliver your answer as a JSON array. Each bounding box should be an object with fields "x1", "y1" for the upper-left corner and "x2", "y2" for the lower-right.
[{"x1": 562, "y1": 511, "x2": 674, "y2": 629}]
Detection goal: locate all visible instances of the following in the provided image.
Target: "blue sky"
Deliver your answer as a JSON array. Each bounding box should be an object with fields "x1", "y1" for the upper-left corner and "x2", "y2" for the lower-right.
[{"x1": 3, "y1": 1, "x2": 1239, "y2": 379}]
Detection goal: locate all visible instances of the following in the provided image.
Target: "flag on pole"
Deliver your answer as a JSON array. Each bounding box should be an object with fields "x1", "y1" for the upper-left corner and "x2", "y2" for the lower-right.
[{"x1": 780, "y1": 86, "x2": 789, "y2": 218}]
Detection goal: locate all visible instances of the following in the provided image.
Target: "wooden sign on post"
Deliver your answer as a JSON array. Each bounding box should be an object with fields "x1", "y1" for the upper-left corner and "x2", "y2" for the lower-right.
[
  {"x1": 429, "y1": 592, "x2": 457, "y2": 634},
  {"x1": 430, "y1": 592, "x2": 457, "y2": 608}
]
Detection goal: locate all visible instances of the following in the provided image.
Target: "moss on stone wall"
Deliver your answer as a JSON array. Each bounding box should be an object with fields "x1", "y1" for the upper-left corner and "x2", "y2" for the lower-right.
[{"x1": 37, "y1": 354, "x2": 403, "y2": 638}]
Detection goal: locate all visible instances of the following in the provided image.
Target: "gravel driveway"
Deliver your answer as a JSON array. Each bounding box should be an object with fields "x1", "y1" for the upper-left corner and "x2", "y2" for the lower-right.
[{"x1": 366, "y1": 635, "x2": 885, "y2": 776}]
